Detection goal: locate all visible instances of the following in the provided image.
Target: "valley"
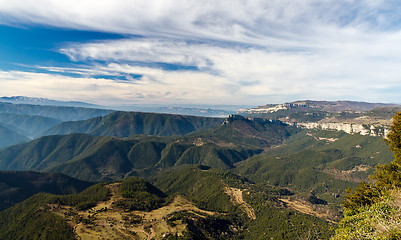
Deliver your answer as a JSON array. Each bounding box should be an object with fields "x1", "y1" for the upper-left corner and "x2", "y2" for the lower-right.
[{"x1": 0, "y1": 99, "x2": 399, "y2": 239}]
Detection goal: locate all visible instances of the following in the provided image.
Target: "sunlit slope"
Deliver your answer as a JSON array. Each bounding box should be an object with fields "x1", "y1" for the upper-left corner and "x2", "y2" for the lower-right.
[{"x1": 235, "y1": 130, "x2": 393, "y2": 207}]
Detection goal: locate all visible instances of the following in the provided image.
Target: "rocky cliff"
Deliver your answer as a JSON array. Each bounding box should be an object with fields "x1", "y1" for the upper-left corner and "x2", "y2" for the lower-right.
[{"x1": 292, "y1": 122, "x2": 389, "y2": 137}]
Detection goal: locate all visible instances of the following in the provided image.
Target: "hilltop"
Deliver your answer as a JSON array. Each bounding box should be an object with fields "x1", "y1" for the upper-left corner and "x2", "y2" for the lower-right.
[{"x1": 0, "y1": 168, "x2": 334, "y2": 239}]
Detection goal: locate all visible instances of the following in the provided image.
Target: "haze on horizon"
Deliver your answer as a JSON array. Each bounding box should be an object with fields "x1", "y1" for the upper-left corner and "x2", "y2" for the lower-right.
[{"x1": 0, "y1": 0, "x2": 401, "y2": 106}]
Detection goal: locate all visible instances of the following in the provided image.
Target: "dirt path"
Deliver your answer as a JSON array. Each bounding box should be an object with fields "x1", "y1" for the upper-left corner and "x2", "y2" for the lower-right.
[{"x1": 225, "y1": 187, "x2": 256, "y2": 219}]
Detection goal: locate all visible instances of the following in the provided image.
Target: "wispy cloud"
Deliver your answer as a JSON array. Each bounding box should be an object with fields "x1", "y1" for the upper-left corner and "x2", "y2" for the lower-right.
[{"x1": 1, "y1": 0, "x2": 401, "y2": 104}]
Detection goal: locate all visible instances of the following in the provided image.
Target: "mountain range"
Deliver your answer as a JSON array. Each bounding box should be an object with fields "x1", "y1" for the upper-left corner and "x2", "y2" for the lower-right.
[
  {"x1": 0, "y1": 99, "x2": 399, "y2": 239},
  {"x1": 0, "y1": 96, "x2": 101, "y2": 108}
]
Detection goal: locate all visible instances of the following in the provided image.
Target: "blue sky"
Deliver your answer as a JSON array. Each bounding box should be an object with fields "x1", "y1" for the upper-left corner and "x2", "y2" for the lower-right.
[{"x1": 0, "y1": 0, "x2": 401, "y2": 106}]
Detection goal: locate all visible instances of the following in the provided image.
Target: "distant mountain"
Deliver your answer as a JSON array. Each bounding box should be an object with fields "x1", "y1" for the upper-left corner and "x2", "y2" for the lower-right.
[
  {"x1": 239, "y1": 101, "x2": 401, "y2": 134},
  {"x1": 0, "y1": 96, "x2": 100, "y2": 108},
  {"x1": 0, "y1": 113, "x2": 61, "y2": 139},
  {"x1": 240, "y1": 100, "x2": 401, "y2": 114},
  {"x1": 0, "y1": 102, "x2": 113, "y2": 122},
  {"x1": 45, "y1": 111, "x2": 225, "y2": 137},
  {"x1": 111, "y1": 105, "x2": 234, "y2": 117},
  {"x1": 0, "y1": 125, "x2": 29, "y2": 149},
  {"x1": 0, "y1": 171, "x2": 93, "y2": 210}
]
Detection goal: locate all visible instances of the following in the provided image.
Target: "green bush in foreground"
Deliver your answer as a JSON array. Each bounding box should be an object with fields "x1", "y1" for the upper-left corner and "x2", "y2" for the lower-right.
[
  {"x1": 333, "y1": 190, "x2": 401, "y2": 239},
  {"x1": 334, "y1": 112, "x2": 401, "y2": 239}
]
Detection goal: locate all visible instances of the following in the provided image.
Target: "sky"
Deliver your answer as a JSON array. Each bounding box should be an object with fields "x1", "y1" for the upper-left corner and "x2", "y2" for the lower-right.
[{"x1": 0, "y1": 0, "x2": 401, "y2": 106}]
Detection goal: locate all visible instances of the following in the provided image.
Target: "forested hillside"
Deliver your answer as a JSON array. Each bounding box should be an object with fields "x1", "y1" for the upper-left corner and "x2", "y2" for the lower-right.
[
  {"x1": 0, "y1": 168, "x2": 334, "y2": 239},
  {"x1": 333, "y1": 112, "x2": 401, "y2": 239},
  {"x1": 45, "y1": 111, "x2": 224, "y2": 137},
  {"x1": 0, "y1": 171, "x2": 93, "y2": 210}
]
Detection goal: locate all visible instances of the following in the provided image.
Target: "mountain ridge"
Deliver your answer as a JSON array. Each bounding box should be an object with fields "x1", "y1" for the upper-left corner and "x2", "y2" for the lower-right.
[{"x1": 45, "y1": 111, "x2": 225, "y2": 137}]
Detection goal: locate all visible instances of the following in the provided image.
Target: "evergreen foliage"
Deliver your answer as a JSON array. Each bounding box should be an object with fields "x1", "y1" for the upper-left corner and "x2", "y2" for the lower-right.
[
  {"x1": 45, "y1": 111, "x2": 224, "y2": 137},
  {"x1": 334, "y1": 112, "x2": 401, "y2": 239},
  {"x1": 0, "y1": 171, "x2": 93, "y2": 210},
  {"x1": 114, "y1": 177, "x2": 167, "y2": 211},
  {"x1": 0, "y1": 193, "x2": 75, "y2": 240},
  {"x1": 0, "y1": 133, "x2": 261, "y2": 181},
  {"x1": 52, "y1": 183, "x2": 110, "y2": 210},
  {"x1": 152, "y1": 165, "x2": 235, "y2": 213},
  {"x1": 242, "y1": 191, "x2": 335, "y2": 239},
  {"x1": 235, "y1": 129, "x2": 392, "y2": 207}
]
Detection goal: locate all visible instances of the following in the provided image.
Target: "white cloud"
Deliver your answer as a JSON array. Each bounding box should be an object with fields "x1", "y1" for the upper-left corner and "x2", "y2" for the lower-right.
[
  {"x1": 56, "y1": 31, "x2": 401, "y2": 104},
  {"x1": 1, "y1": 0, "x2": 400, "y2": 44},
  {"x1": 1, "y1": 1, "x2": 401, "y2": 104}
]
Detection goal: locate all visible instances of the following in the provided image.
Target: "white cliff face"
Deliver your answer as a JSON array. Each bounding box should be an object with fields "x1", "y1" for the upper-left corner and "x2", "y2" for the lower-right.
[
  {"x1": 293, "y1": 122, "x2": 389, "y2": 137},
  {"x1": 238, "y1": 105, "x2": 288, "y2": 114}
]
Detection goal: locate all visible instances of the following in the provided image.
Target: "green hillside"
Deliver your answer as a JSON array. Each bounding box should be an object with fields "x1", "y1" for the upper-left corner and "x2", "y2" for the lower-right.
[
  {"x1": 0, "y1": 169, "x2": 334, "y2": 239},
  {"x1": 152, "y1": 165, "x2": 334, "y2": 238},
  {"x1": 45, "y1": 111, "x2": 225, "y2": 137},
  {"x1": 234, "y1": 129, "x2": 393, "y2": 218},
  {"x1": 47, "y1": 136, "x2": 261, "y2": 181},
  {"x1": 0, "y1": 171, "x2": 93, "y2": 210},
  {"x1": 0, "y1": 124, "x2": 29, "y2": 149},
  {"x1": 0, "y1": 133, "x2": 261, "y2": 181},
  {"x1": 0, "y1": 133, "x2": 110, "y2": 170},
  {"x1": 0, "y1": 113, "x2": 61, "y2": 138},
  {"x1": 195, "y1": 115, "x2": 298, "y2": 148},
  {"x1": 0, "y1": 116, "x2": 298, "y2": 181},
  {"x1": 332, "y1": 112, "x2": 401, "y2": 239}
]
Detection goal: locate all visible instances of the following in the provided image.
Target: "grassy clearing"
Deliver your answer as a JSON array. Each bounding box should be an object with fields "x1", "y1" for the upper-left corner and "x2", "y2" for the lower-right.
[{"x1": 49, "y1": 182, "x2": 218, "y2": 240}]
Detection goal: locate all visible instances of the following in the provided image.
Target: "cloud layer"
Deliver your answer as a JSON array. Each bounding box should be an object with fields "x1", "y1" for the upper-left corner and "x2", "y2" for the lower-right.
[{"x1": 1, "y1": 0, "x2": 401, "y2": 105}]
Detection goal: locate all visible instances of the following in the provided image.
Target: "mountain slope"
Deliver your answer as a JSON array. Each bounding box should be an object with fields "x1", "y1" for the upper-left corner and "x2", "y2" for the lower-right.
[
  {"x1": 0, "y1": 115, "x2": 299, "y2": 181},
  {"x1": 0, "y1": 124, "x2": 29, "y2": 149},
  {"x1": 0, "y1": 170, "x2": 334, "y2": 239},
  {"x1": 197, "y1": 115, "x2": 298, "y2": 148},
  {"x1": 0, "y1": 133, "x2": 109, "y2": 171},
  {"x1": 45, "y1": 111, "x2": 225, "y2": 137},
  {"x1": 234, "y1": 129, "x2": 393, "y2": 219},
  {"x1": 0, "y1": 113, "x2": 61, "y2": 138},
  {"x1": 0, "y1": 171, "x2": 93, "y2": 210},
  {"x1": 151, "y1": 165, "x2": 334, "y2": 238},
  {"x1": 0, "y1": 133, "x2": 261, "y2": 181}
]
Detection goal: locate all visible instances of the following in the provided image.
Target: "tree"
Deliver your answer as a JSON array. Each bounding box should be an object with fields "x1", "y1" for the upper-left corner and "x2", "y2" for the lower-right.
[{"x1": 344, "y1": 112, "x2": 401, "y2": 210}]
